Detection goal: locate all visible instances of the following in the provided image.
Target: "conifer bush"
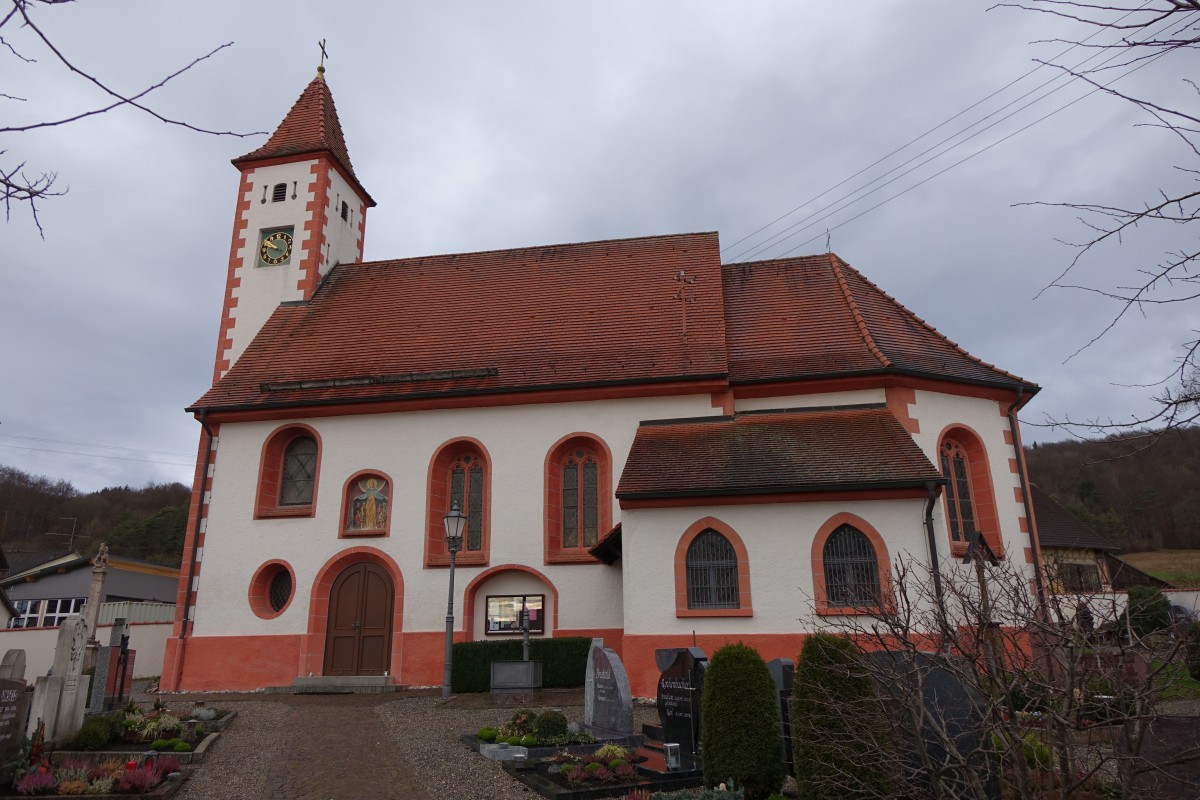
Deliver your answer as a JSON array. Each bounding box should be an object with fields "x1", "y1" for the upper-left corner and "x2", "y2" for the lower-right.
[
  {"x1": 791, "y1": 634, "x2": 893, "y2": 800},
  {"x1": 699, "y1": 643, "x2": 785, "y2": 800}
]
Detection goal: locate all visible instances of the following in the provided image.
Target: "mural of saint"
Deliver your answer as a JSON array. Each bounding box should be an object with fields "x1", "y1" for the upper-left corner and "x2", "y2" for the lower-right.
[{"x1": 347, "y1": 477, "x2": 389, "y2": 531}]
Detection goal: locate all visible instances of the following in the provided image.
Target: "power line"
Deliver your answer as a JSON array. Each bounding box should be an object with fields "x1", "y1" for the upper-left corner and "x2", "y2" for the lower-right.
[
  {"x1": 726, "y1": 2, "x2": 1180, "y2": 263},
  {"x1": 0, "y1": 433, "x2": 190, "y2": 458},
  {"x1": 0, "y1": 443, "x2": 192, "y2": 467}
]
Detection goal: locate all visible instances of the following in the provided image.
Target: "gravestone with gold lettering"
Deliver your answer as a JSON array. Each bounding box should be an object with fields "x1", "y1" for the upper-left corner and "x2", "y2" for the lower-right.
[{"x1": 655, "y1": 647, "x2": 707, "y2": 758}]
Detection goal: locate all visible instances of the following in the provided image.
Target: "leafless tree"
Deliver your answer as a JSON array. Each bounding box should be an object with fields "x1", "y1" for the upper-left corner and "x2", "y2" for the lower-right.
[
  {"x1": 801, "y1": 556, "x2": 1199, "y2": 799},
  {"x1": 996, "y1": 1, "x2": 1200, "y2": 441},
  {"x1": 1, "y1": 0, "x2": 258, "y2": 235}
]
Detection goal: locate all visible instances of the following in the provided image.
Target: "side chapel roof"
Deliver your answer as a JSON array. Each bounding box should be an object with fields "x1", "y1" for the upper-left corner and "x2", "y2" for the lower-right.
[
  {"x1": 617, "y1": 406, "x2": 944, "y2": 499},
  {"x1": 232, "y1": 72, "x2": 373, "y2": 205},
  {"x1": 1029, "y1": 484, "x2": 1119, "y2": 552}
]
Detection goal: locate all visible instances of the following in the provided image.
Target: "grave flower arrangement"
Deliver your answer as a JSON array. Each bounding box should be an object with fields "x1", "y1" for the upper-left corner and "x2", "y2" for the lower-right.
[
  {"x1": 549, "y1": 744, "x2": 641, "y2": 786},
  {"x1": 476, "y1": 709, "x2": 596, "y2": 747},
  {"x1": 10, "y1": 754, "x2": 181, "y2": 796}
]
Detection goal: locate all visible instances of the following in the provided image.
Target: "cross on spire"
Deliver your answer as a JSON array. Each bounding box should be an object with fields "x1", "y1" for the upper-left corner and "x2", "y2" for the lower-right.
[{"x1": 317, "y1": 39, "x2": 329, "y2": 75}]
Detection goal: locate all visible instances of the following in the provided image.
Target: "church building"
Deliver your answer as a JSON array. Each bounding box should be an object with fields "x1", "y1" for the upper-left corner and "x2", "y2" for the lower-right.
[{"x1": 160, "y1": 68, "x2": 1044, "y2": 697}]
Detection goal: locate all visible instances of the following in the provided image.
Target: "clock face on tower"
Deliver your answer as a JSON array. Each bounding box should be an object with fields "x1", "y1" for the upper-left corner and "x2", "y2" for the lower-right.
[{"x1": 258, "y1": 227, "x2": 294, "y2": 266}]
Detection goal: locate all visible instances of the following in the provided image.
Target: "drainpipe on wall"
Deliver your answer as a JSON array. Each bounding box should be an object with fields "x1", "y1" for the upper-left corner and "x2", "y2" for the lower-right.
[
  {"x1": 1006, "y1": 387, "x2": 1047, "y2": 607},
  {"x1": 923, "y1": 480, "x2": 945, "y2": 608},
  {"x1": 171, "y1": 411, "x2": 215, "y2": 690}
]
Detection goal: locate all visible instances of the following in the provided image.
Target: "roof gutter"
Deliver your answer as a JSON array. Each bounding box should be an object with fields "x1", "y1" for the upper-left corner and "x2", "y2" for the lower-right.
[
  {"x1": 924, "y1": 481, "x2": 945, "y2": 607},
  {"x1": 1006, "y1": 387, "x2": 1046, "y2": 608}
]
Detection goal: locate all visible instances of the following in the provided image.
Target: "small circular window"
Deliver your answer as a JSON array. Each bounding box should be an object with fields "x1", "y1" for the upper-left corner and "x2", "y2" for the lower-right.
[{"x1": 249, "y1": 561, "x2": 295, "y2": 619}]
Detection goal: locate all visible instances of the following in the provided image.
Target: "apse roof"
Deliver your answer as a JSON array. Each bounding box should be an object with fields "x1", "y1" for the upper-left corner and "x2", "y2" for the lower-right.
[{"x1": 616, "y1": 405, "x2": 944, "y2": 500}]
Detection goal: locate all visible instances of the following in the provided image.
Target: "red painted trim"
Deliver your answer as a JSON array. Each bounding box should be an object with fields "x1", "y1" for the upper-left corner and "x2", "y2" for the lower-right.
[
  {"x1": 810, "y1": 512, "x2": 893, "y2": 616},
  {"x1": 936, "y1": 423, "x2": 1006, "y2": 559},
  {"x1": 885, "y1": 386, "x2": 920, "y2": 434},
  {"x1": 337, "y1": 469, "x2": 395, "y2": 539},
  {"x1": 166, "y1": 424, "x2": 220, "y2": 662},
  {"x1": 298, "y1": 160, "x2": 331, "y2": 298},
  {"x1": 167, "y1": 634, "x2": 304, "y2": 692},
  {"x1": 213, "y1": 171, "x2": 254, "y2": 382},
  {"x1": 253, "y1": 424, "x2": 322, "y2": 519},
  {"x1": 197, "y1": 378, "x2": 731, "y2": 423},
  {"x1": 424, "y1": 438, "x2": 492, "y2": 568},
  {"x1": 543, "y1": 433, "x2": 612, "y2": 565},
  {"x1": 248, "y1": 560, "x2": 296, "y2": 620},
  {"x1": 304, "y1": 547, "x2": 405, "y2": 679},
  {"x1": 620, "y1": 486, "x2": 929, "y2": 510},
  {"x1": 232, "y1": 152, "x2": 375, "y2": 208},
  {"x1": 462, "y1": 565, "x2": 561, "y2": 638},
  {"x1": 732, "y1": 374, "x2": 1023, "y2": 405},
  {"x1": 673, "y1": 517, "x2": 753, "y2": 618},
  {"x1": 710, "y1": 391, "x2": 735, "y2": 415}
]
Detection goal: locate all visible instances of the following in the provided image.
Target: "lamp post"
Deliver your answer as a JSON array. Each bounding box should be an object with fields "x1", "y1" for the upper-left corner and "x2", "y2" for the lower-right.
[{"x1": 442, "y1": 501, "x2": 467, "y2": 700}]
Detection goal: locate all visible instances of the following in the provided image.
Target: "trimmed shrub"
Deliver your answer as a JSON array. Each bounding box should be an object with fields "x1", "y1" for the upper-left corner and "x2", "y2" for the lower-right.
[
  {"x1": 700, "y1": 643, "x2": 785, "y2": 800},
  {"x1": 477, "y1": 726, "x2": 499, "y2": 742},
  {"x1": 534, "y1": 709, "x2": 568, "y2": 739},
  {"x1": 1125, "y1": 585, "x2": 1171, "y2": 638},
  {"x1": 791, "y1": 634, "x2": 893, "y2": 800},
  {"x1": 450, "y1": 637, "x2": 591, "y2": 692},
  {"x1": 1186, "y1": 622, "x2": 1200, "y2": 681},
  {"x1": 70, "y1": 715, "x2": 118, "y2": 751}
]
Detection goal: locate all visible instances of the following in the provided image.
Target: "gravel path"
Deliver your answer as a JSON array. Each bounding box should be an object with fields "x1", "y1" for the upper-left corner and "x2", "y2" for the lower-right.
[{"x1": 165, "y1": 690, "x2": 659, "y2": 800}]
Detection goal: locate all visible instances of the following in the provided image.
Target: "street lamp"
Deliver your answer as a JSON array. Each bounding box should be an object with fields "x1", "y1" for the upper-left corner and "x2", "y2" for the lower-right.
[{"x1": 442, "y1": 501, "x2": 467, "y2": 699}]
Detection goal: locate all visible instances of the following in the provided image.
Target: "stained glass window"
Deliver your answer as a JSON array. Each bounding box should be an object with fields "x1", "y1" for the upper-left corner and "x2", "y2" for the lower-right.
[
  {"x1": 279, "y1": 436, "x2": 317, "y2": 506},
  {"x1": 450, "y1": 455, "x2": 485, "y2": 551},
  {"x1": 562, "y1": 453, "x2": 599, "y2": 548},
  {"x1": 940, "y1": 439, "x2": 976, "y2": 543}
]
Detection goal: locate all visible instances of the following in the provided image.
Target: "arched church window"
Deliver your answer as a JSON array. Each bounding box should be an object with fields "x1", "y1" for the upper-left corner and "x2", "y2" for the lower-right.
[
  {"x1": 822, "y1": 524, "x2": 880, "y2": 607},
  {"x1": 280, "y1": 436, "x2": 318, "y2": 506},
  {"x1": 686, "y1": 529, "x2": 740, "y2": 609}
]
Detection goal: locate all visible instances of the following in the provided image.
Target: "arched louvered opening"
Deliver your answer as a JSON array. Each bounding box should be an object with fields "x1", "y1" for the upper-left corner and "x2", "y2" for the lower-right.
[
  {"x1": 686, "y1": 529, "x2": 739, "y2": 609},
  {"x1": 272, "y1": 182, "x2": 287, "y2": 202}
]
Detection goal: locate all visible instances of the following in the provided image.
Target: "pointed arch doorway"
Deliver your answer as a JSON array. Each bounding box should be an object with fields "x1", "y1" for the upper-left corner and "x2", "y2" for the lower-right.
[{"x1": 323, "y1": 561, "x2": 394, "y2": 676}]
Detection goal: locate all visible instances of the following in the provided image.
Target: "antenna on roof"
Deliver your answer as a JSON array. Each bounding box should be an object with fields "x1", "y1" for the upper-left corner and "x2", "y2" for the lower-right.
[
  {"x1": 825, "y1": 228, "x2": 831, "y2": 254},
  {"x1": 317, "y1": 39, "x2": 329, "y2": 76}
]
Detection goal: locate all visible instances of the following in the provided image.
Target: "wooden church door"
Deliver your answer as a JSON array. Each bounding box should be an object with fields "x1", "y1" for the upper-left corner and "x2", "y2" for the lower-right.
[{"x1": 323, "y1": 562, "x2": 393, "y2": 676}]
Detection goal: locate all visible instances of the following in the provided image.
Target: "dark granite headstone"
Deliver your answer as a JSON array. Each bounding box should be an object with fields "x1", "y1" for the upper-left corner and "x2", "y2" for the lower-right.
[
  {"x1": 0, "y1": 678, "x2": 30, "y2": 767},
  {"x1": 584, "y1": 639, "x2": 633, "y2": 736},
  {"x1": 766, "y1": 657, "x2": 795, "y2": 776},
  {"x1": 865, "y1": 651, "x2": 999, "y2": 800},
  {"x1": 655, "y1": 647, "x2": 707, "y2": 756}
]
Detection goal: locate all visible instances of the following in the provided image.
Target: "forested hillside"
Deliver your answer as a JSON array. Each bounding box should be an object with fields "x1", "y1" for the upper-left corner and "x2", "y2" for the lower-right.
[
  {"x1": 0, "y1": 465, "x2": 189, "y2": 567},
  {"x1": 1024, "y1": 426, "x2": 1200, "y2": 552}
]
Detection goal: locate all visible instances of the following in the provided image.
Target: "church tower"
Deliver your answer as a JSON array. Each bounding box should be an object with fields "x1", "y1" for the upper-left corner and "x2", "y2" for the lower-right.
[{"x1": 212, "y1": 66, "x2": 375, "y2": 381}]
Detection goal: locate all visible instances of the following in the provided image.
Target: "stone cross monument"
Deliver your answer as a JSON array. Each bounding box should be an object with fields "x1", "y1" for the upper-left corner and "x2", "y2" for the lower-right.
[{"x1": 82, "y1": 543, "x2": 109, "y2": 670}]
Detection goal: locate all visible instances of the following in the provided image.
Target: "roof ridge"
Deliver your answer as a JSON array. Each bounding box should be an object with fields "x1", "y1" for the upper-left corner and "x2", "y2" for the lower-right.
[
  {"x1": 347, "y1": 231, "x2": 721, "y2": 269},
  {"x1": 829, "y1": 252, "x2": 891, "y2": 368},
  {"x1": 833, "y1": 255, "x2": 1031, "y2": 386}
]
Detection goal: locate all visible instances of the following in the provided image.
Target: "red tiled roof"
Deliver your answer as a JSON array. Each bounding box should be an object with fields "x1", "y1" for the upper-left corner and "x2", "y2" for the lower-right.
[
  {"x1": 616, "y1": 406, "x2": 943, "y2": 499},
  {"x1": 232, "y1": 73, "x2": 371, "y2": 203},
  {"x1": 193, "y1": 233, "x2": 728, "y2": 410},
  {"x1": 724, "y1": 254, "x2": 1034, "y2": 390}
]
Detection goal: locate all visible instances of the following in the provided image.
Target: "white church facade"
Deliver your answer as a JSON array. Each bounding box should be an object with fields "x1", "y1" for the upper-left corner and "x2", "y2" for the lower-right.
[{"x1": 161, "y1": 69, "x2": 1045, "y2": 697}]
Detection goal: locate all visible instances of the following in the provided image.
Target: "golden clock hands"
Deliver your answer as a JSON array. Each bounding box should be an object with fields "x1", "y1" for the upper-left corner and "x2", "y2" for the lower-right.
[{"x1": 263, "y1": 239, "x2": 281, "y2": 251}]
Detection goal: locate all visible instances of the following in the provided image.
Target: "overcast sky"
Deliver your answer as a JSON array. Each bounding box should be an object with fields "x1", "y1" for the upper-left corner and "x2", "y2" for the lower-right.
[{"x1": 2, "y1": 2, "x2": 1194, "y2": 495}]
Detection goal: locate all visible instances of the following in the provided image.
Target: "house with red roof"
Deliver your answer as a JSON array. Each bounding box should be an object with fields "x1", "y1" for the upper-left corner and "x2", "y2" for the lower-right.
[{"x1": 160, "y1": 67, "x2": 1045, "y2": 696}]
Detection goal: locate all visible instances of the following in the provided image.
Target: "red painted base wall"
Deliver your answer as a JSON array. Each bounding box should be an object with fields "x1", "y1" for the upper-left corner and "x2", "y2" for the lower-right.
[{"x1": 622, "y1": 633, "x2": 808, "y2": 697}]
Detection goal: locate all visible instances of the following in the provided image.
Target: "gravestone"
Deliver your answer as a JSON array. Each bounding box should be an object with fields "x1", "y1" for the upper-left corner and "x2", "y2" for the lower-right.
[
  {"x1": 90, "y1": 619, "x2": 135, "y2": 713},
  {"x1": 27, "y1": 617, "x2": 91, "y2": 743},
  {"x1": 655, "y1": 647, "x2": 707, "y2": 757},
  {"x1": 0, "y1": 675, "x2": 31, "y2": 769},
  {"x1": 765, "y1": 657, "x2": 795, "y2": 776},
  {"x1": 865, "y1": 650, "x2": 999, "y2": 800},
  {"x1": 0, "y1": 649, "x2": 26, "y2": 682},
  {"x1": 583, "y1": 638, "x2": 633, "y2": 737}
]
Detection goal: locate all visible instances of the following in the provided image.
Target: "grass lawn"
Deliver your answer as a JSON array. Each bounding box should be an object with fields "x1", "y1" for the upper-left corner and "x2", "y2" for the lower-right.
[
  {"x1": 1156, "y1": 659, "x2": 1200, "y2": 700},
  {"x1": 1122, "y1": 550, "x2": 1200, "y2": 588}
]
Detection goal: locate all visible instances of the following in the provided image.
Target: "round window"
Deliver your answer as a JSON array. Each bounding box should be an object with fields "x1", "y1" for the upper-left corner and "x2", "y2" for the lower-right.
[{"x1": 268, "y1": 569, "x2": 293, "y2": 613}]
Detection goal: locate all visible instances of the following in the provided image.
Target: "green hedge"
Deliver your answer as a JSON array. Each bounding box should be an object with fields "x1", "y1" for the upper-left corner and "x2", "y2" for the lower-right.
[{"x1": 451, "y1": 637, "x2": 592, "y2": 692}]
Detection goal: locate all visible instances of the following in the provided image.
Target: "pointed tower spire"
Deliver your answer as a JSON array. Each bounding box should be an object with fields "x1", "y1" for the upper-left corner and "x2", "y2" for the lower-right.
[{"x1": 212, "y1": 67, "x2": 375, "y2": 382}]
